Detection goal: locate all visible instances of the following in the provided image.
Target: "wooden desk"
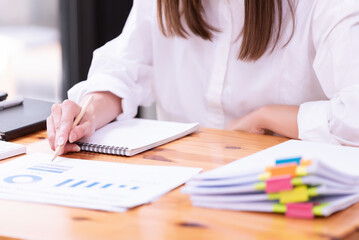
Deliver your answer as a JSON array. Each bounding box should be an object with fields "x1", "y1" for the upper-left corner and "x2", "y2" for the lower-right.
[{"x1": 1, "y1": 128, "x2": 359, "y2": 240}]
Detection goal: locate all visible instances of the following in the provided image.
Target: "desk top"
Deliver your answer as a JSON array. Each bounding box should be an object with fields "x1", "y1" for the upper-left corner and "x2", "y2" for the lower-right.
[{"x1": 1, "y1": 128, "x2": 358, "y2": 240}]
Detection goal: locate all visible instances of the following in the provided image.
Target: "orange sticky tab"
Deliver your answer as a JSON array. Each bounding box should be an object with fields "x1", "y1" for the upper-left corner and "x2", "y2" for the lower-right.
[
  {"x1": 269, "y1": 163, "x2": 297, "y2": 177},
  {"x1": 300, "y1": 159, "x2": 312, "y2": 166},
  {"x1": 265, "y1": 166, "x2": 273, "y2": 172}
]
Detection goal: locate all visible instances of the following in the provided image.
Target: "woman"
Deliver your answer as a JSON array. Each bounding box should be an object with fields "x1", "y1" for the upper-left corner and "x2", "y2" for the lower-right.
[{"x1": 47, "y1": 0, "x2": 359, "y2": 155}]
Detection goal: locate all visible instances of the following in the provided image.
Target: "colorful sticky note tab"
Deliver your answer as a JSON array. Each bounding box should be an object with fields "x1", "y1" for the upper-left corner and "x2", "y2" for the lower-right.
[
  {"x1": 265, "y1": 175, "x2": 293, "y2": 193},
  {"x1": 254, "y1": 182, "x2": 266, "y2": 191},
  {"x1": 307, "y1": 187, "x2": 319, "y2": 197},
  {"x1": 286, "y1": 203, "x2": 314, "y2": 219},
  {"x1": 300, "y1": 159, "x2": 312, "y2": 166},
  {"x1": 295, "y1": 166, "x2": 307, "y2": 176},
  {"x1": 268, "y1": 193, "x2": 279, "y2": 200},
  {"x1": 279, "y1": 186, "x2": 309, "y2": 203},
  {"x1": 273, "y1": 204, "x2": 286, "y2": 213},
  {"x1": 313, "y1": 203, "x2": 329, "y2": 216},
  {"x1": 275, "y1": 157, "x2": 301, "y2": 165},
  {"x1": 291, "y1": 177, "x2": 303, "y2": 186},
  {"x1": 269, "y1": 163, "x2": 297, "y2": 177}
]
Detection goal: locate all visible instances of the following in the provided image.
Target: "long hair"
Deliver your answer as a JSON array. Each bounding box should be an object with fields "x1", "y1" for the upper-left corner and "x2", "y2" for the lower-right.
[{"x1": 157, "y1": 0, "x2": 295, "y2": 61}]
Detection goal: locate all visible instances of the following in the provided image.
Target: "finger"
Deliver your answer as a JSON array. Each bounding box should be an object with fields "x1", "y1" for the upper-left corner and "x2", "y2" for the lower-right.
[
  {"x1": 46, "y1": 116, "x2": 56, "y2": 150},
  {"x1": 58, "y1": 143, "x2": 81, "y2": 155},
  {"x1": 56, "y1": 100, "x2": 81, "y2": 147},
  {"x1": 263, "y1": 129, "x2": 274, "y2": 135},
  {"x1": 51, "y1": 103, "x2": 62, "y2": 133},
  {"x1": 69, "y1": 120, "x2": 95, "y2": 143},
  {"x1": 251, "y1": 128, "x2": 265, "y2": 135}
]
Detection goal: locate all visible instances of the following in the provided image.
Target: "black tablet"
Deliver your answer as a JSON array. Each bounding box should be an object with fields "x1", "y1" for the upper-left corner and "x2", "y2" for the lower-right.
[{"x1": 0, "y1": 98, "x2": 53, "y2": 140}]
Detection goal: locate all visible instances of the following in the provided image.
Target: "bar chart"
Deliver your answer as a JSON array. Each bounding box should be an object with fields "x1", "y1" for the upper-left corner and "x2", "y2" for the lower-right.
[
  {"x1": 27, "y1": 163, "x2": 72, "y2": 174},
  {"x1": 54, "y1": 179, "x2": 140, "y2": 191}
]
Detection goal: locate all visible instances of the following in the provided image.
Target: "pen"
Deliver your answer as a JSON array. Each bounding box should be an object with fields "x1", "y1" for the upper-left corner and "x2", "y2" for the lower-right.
[
  {"x1": 51, "y1": 96, "x2": 94, "y2": 162},
  {"x1": 0, "y1": 96, "x2": 23, "y2": 111}
]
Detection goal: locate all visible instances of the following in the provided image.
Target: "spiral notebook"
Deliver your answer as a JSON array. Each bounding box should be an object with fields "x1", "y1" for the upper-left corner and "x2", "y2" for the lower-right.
[{"x1": 76, "y1": 118, "x2": 199, "y2": 156}]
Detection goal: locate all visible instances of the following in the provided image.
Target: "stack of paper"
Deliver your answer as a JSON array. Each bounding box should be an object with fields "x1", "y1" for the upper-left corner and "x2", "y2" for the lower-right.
[{"x1": 182, "y1": 140, "x2": 359, "y2": 218}]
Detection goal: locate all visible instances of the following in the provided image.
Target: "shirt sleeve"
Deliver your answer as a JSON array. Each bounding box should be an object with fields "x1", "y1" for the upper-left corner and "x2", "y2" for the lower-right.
[
  {"x1": 68, "y1": 0, "x2": 155, "y2": 121},
  {"x1": 297, "y1": 0, "x2": 359, "y2": 146}
]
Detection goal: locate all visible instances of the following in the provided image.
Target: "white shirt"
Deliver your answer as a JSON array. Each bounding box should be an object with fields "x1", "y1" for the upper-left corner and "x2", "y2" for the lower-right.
[{"x1": 68, "y1": 0, "x2": 359, "y2": 146}]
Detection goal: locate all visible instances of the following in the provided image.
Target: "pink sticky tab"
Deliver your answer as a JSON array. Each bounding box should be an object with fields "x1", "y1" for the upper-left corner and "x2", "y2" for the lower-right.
[
  {"x1": 265, "y1": 175, "x2": 293, "y2": 193},
  {"x1": 286, "y1": 203, "x2": 314, "y2": 219}
]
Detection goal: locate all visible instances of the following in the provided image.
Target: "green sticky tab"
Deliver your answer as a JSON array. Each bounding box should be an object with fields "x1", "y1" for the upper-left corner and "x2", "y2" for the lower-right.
[
  {"x1": 259, "y1": 172, "x2": 270, "y2": 181},
  {"x1": 279, "y1": 185, "x2": 309, "y2": 203},
  {"x1": 254, "y1": 182, "x2": 266, "y2": 190},
  {"x1": 268, "y1": 193, "x2": 279, "y2": 200},
  {"x1": 308, "y1": 187, "x2": 318, "y2": 197},
  {"x1": 291, "y1": 177, "x2": 303, "y2": 186},
  {"x1": 273, "y1": 204, "x2": 286, "y2": 213},
  {"x1": 313, "y1": 203, "x2": 329, "y2": 216}
]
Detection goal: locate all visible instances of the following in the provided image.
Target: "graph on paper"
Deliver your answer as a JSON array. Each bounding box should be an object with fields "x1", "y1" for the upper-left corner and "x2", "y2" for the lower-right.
[
  {"x1": 54, "y1": 179, "x2": 140, "y2": 191},
  {"x1": 0, "y1": 153, "x2": 201, "y2": 211},
  {"x1": 27, "y1": 163, "x2": 72, "y2": 174}
]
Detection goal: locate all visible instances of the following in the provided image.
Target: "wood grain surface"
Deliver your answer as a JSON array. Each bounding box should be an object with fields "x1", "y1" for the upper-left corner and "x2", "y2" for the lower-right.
[{"x1": 0, "y1": 128, "x2": 357, "y2": 240}]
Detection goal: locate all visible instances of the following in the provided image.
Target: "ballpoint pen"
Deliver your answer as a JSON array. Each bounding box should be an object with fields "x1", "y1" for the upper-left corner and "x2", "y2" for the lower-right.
[
  {"x1": 0, "y1": 96, "x2": 23, "y2": 111},
  {"x1": 51, "y1": 96, "x2": 94, "y2": 162}
]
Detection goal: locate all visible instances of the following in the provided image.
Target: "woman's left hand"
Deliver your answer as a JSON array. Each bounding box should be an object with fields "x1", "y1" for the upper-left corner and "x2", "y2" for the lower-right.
[
  {"x1": 226, "y1": 105, "x2": 300, "y2": 139},
  {"x1": 226, "y1": 107, "x2": 267, "y2": 134}
]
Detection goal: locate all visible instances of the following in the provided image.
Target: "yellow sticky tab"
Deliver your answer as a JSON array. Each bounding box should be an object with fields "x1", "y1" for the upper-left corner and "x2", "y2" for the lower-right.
[
  {"x1": 296, "y1": 166, "x2": 307, "y2": 176},
  {"x1": 259, "y1": 172, "x2": 271, "y2": 181},
  {"x1": 279, "y1": 186, "x2": 309, "y2": 203},
  {"x1": 254, "y1": 182, "x2": 266, "y2": 190}
]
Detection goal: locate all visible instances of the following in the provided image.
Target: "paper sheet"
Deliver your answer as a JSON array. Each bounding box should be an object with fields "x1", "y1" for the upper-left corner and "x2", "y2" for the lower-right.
[
  {"x1": 0, "y1": 153, "x2": 201, "y2": 212},
  {"x1": 195, "y1": 140, "x2": 359, "y2": 179}
]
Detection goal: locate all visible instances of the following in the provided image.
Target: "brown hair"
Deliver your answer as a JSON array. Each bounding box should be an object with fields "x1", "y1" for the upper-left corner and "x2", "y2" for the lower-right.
[{"x1": 157, "y1": 0, "x2": 295, "y2": 61}]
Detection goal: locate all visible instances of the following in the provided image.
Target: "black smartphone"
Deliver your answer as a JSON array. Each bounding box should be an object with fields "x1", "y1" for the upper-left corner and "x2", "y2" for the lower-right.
[{"x1": 0, "y1": 91, "x2": 8, "y2": 101}]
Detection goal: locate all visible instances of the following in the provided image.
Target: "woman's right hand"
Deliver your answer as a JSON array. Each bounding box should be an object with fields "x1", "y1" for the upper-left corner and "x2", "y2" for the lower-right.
[
  {"x1": 46, "y1": 98, "x2": 96, "y2": 155},
  {"x1": 46, "y1": 92, "x2": 123, "y2": 156}
]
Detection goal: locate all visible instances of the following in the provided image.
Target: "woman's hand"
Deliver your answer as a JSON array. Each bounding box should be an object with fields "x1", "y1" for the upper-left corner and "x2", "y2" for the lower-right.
[
  {"x1": 47, "y1": 98, "x2": 96, "y2": 155},
  {"x1": 226, "y1": 107, "x2": 267, "y2": 134},
  {"x1": 47, "y1": 91, "x2": 123, "y2": 155},
  {"x1": 226, "y1": 105, "x2": 300, "y2": 139}
]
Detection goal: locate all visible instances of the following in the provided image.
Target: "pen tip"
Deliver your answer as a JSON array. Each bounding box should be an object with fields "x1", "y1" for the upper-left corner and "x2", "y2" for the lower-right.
[
  {"x1": 52, "y1": 146, "x2": 62, "y2": 163},
  {"x1": 51, "y1": 154, "x2": 57, "y2": 163}
]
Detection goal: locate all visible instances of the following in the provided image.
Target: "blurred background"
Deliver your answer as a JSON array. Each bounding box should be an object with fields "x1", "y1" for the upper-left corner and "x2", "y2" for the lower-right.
[
  {"x1": 1, "y1": 0, "x2": 156, "y2": 108},
  {"x1": 0, "y1": 0, "x2": 61, "y2": 102},
  {"x1": 0, "y1": 0, "x2": 155, "y2": 118}
]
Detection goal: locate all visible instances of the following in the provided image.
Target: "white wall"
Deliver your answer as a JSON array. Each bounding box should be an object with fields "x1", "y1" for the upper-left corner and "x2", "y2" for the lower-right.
[{"x1": 0, "y1": 0, "x2": 58, "y2": 28}]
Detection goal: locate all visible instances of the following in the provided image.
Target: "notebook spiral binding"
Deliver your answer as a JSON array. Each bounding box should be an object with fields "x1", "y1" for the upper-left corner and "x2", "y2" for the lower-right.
[{"x1": 76, "y1": 142, "x2": 129, "y2": 156}]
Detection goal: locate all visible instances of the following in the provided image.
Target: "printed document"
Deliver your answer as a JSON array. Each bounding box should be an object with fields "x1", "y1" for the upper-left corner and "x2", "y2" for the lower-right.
[{"x1": 0, "y1": 153, "x2": 201, "y2": 211}]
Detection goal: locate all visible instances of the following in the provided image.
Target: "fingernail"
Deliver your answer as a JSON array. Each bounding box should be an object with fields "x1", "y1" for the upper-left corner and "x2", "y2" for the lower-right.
[
  {"x1": 69, "y1": 133, "x2": 76, "y2": 143},
  {"x1": 74, "y1": 145, "x2": 81, "y2": 152},
  {"x1": 57, "y1": 137, "x2": 65, "y2": 146}
]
